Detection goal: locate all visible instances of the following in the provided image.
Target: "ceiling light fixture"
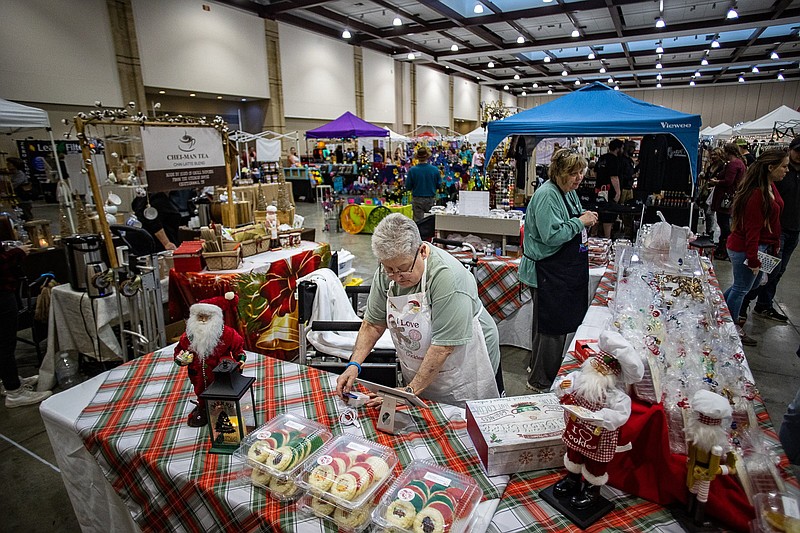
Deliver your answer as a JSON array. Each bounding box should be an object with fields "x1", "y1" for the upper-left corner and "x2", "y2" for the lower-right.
[
  {"x1": 488, "y1": 61, "x2": 495, "y2": 68},
  {"x1": 562, "y1": 70, "x2": 568, "y2": 77},
  {"x1": 514, "y1": 74, "x2": 520, "y2": 79},
  {"x1": 543, "y1": 56, "x2": 551, "y2": 63},
  {"x1": 655, "y1": 17, "x2": 665, "y2": 29},
  {"x1": 656, "y1": 44, "x2": 664, "y2": 54},
  {"x1": 588, "y1": 52, "x2": 595, "y2": 59},
  {"x1": 503, "y1": 84, "x2": 509, "y2": 90},
  {"x1": 771, "y1": 51, "x2": 780, "y2": 60},
  {"x1": 656, "y1": 62, "x2": 663, "y2": 69},
  {"x1": 614, "y1": 85, "x2": 620, "y2": 91},
  {"x1": 533, "y1": 82, "x2": 539, "y2": 88},
  {"x1": 241, "y1": 98, "x2": 247, "y2": 102},
  {"x1": 517, "y1": 36, "x2": 525, "y2": 44},
  {"x1": 657, "y1": 73, "x2": 663, "y2": 80},
  {"x1": 407, "y1": 52, "x2": 416, "y2": 60},
  {"x1": 393, "y1": 16, "x2": 402, "y2": 26},
  {"x1": 547, "y1": 89, "x2": 553, "y2": 94},
  {"x1": 158, "y1": 90, "x2": 166, "y2": 94},
  {"x1": 473, "y1": 2, "x2": 484, "y2": 14},
  {"x1": 451, "y1": 44, "x2": 459, "y2": 52},
  {"x1": 690, "y1": 80, "x2": 696, "y2": 86},
  {"x1": 189, "y1": 93, "x2": 196, "y2": 97},
  {"x1": 701, "y1": 58, "x2": 709, "y2": 66},
  {"x1": 752, "y1": 66, "x2": 760, "y2": 73},
  {"x1": 695, "y1": 71, "x2": 701, "y2": 77},
  {"x1": 522, "y1": 91, "x2": 527, "y2": 96},
  {"x1": 738, "y1": 75, "x2": 745, "y2": 83},
  {"x1": 342, "y1": 28, "x2": 351, "y2": 39},
  {"x1": 657, "y1": 82, "x2": 662, "y2": 88},
  {"x1": 217, "y1": 96, "x2": 222, "y2": 99},
  {"x1": 607, "y1": 77, "x2": 614, "y2": 84},
  {"x1": 575, "y1": 80, "x2": 581, "y2": 86},
  {"x1": 571, "y1": 29, "x2": 580, "y2": 38},
  {"x1": 778, "y1": 72, "x2": 785, "y2": 81},
  {"x1": 600, "y1": 66, "x2": 606, "y2": 73},
  {"x1": 711, "y1": 38, "x2": 720, "y2": 48},
  {"x1": 726, "y1": 6, "x2": 738, "y2": 19}
]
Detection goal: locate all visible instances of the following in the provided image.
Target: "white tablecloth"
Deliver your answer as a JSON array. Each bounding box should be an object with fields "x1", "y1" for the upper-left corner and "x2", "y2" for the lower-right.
[{"x1": 38, "y1": 278, "x2": 169, "y2": 391}]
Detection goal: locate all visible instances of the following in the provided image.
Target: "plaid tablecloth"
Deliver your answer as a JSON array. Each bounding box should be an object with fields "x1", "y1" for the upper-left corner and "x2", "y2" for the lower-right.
[
  {"x1": 169, "y1": 243, "x2": 331, "y2": 361},
  {"x1": 488, "y1": 263, "x2": 798, "y2": 533},
  {"x1": 75, "y1": 348, "x2": 508, "y2": 532},
  {"x1": 450, "y1": 252, "x2": 531, "y2": 321}
]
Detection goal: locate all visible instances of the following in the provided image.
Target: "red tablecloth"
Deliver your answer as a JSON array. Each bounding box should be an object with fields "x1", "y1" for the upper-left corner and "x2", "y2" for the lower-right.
[{"x1": 169, "y1": 243, "x2": 330, "y2": 361}]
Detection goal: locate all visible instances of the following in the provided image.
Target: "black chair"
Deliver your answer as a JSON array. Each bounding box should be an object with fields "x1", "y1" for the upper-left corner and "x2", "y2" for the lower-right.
[{"x1": 16, "y1": 273, "x2": 55, "y2": 363}]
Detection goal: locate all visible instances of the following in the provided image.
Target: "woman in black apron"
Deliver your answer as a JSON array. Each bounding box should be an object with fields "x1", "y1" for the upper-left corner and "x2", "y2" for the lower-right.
[{"x1": 519, "y1": 149, "x2": 598, "y2": 391}]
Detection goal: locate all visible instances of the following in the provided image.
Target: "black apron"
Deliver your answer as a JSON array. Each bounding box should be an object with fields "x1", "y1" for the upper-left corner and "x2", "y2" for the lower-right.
[{"x1": 533, "y1": 190, "x2": 589, "y2": 335}]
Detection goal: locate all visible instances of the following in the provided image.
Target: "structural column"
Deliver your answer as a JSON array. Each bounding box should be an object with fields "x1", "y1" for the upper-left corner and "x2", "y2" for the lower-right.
[
  {"x1": 106, "y1": 0, "x2": 146, "y2": 108},
  {"x1": 262, "y1": 19, "x2": 286, "y2": 135},
  {"x1": 354, "y1": 47, "x2": 364, "y2": 117}
]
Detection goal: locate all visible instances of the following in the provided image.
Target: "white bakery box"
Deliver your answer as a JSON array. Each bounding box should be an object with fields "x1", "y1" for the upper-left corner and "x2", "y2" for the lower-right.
[{"x1": 466, "y1": 393, "x2": 567, "y2": 476}]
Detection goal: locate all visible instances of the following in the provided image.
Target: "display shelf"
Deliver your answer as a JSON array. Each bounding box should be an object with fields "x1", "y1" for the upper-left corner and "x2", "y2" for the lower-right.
[{"x1": 434, "y1": 213, "x2": 521, "y2": 255}]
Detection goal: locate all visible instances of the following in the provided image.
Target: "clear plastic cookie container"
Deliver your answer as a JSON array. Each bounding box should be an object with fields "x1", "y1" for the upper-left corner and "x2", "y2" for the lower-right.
[
  {"x1": 233, "y1": 413, "x2": 331, "y2": 501},
  {"x1": 297, "y1": 492, "x2": 377, "y2": 533},
  {"x1": 296, "y1": 434, "x2": 398, "y2": 510},
  {"x1": 372, "y1": 459, "x2": 484, "y2": 533}
]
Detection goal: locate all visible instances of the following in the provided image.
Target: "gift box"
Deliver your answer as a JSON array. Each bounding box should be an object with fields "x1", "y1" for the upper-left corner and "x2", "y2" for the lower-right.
[
  {"x1": 173, "y1": 240, "x2": 204, "y2": 272},
  {"x1": 573, "y1": 339, "x2": 599, "y2": 363},
  {"x1": 466, "y1": 393, "x2": 566, "y2": 476}
]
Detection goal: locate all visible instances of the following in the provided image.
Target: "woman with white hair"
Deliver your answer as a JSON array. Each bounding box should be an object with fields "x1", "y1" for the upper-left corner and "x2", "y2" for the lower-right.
[{"x1": 335, "y1": 214, "x2": 501, "y2": 407}]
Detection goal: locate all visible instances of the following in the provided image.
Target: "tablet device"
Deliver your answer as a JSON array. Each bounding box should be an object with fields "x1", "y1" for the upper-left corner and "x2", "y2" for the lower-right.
[{"x1": 357, "y1": 379, "x2": 429, "y2": 409}]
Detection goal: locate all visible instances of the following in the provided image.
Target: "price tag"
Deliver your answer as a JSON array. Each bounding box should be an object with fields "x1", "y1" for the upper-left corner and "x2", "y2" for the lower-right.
[
  {"x1": 317, "y1": 455, "x2": 333, "y2": 466},
  {"x1": 346, "y1": 442, "x2": 369, "y2": 453},
  {"x1": 285, "y1": 420, "x2": 305, "y2": 431},
  {"x1": 423, "y1": 472, "x2": 451, "y2": 487},
  {"x1": 397, "y1": 488, "x2": 415, "y2": 502},
  {"x1": 783, "y1": 496, "x2": 800, "y2": 519}
]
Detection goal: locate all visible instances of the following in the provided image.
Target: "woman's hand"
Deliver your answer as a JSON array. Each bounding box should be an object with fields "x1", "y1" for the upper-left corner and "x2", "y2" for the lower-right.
[
  {"x1": 579, "y1": 211, "x2": 598, "y2": 227},
  {"x1": 335, "y1": 365, "x2": 360, "y2": 398},
  {"x1": 750, "y1": 267, "x2": 760, "y2": 275}
]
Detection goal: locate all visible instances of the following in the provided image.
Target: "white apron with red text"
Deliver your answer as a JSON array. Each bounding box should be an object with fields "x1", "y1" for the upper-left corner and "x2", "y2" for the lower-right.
[{"x1": 386, "y1": 254, "x2": 498, "y2": 407}]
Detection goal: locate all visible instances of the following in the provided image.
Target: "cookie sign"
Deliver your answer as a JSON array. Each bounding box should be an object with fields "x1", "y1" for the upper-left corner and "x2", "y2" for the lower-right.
[
  {"x1": 255, "y1": 430, "x2": 271, "y2": 440},
  {"x1": 397, "y1": 488, "x2": 415, "y2": 502},
  {"x1": 317, "y1": 454, "x2": 333, "y2": 466}
]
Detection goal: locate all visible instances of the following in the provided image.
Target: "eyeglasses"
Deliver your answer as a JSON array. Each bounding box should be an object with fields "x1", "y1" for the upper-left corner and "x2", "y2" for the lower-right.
[{"x1": 381, "y1": 245, "x2": 422, "y2": 277}]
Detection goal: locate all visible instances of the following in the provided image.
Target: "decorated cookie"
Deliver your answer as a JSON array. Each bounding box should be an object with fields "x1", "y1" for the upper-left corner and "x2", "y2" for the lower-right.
[
  {"x1": 333, "y1": 505, "x2": 369, "y2": 529},
  {"x1": 364, "y1": 456, "x2": 390, "y2": 481},
  {"x1": 270, "y1": 445, "x2": 296, "y2": 471},
  {"x1": 247, "y1": 441, "x2": 272, "y2": 464},
  {"x1": 268, "y1": 475, "x2": 297, "y2": 496},
  {"x1": 385, "y1": 499, "x2": 417, "y2": 529},
  {"x1": 330, "y1": 472, "x2": 361, "y2": 501},
  {"x1": 310, "y1": 495, "x2": 335, "y2": 516},
  {"x1": 250, "y1": 468, "x2": 272, "y2": 487}
]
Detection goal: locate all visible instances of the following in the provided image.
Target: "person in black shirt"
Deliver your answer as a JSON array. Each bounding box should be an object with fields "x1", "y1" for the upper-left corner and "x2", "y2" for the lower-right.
[
  {"x1": 131, "y1": 191, "x2": 182, "y2": 251},
  {"x1": 595, "y1": 139, "x2": 624, "y2": 238},
  {"x1": 737, "y1": 138, "x2": 756, "y2": 167}
]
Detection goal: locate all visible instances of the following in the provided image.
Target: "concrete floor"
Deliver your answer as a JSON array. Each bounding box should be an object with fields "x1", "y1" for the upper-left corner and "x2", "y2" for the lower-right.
[{"x1": 1, "y1": 199, "x2": 798, "y2": 531}]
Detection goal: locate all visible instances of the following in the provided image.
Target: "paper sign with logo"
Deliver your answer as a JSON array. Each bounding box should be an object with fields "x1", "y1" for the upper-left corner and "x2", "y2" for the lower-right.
[{"x1": 141, "y1": 127, "x2": 226, "y2": 192}]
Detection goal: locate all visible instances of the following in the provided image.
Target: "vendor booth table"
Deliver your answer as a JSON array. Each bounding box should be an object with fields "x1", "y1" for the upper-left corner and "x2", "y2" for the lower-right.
[
  {"x1": 435, "y1": 214, "x2": 521, "y2": 256},
  {"x1": 168, "y1": 242, "x2": 330, "y2": 361},
  {"x1": 487, "y1": 264, "x2": 798, "y2": 533},
  {"x1": 41, "y1": 347, "x2": 508, "y2": 532},
  {"x1": 38, "y1": 278, "x2": 169, "y2": 391}
]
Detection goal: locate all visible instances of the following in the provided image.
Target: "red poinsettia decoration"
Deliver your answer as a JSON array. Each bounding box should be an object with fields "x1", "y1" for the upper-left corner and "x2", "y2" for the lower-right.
[{"x1": 257, "y1": 250, "x2": 321, "y2": 323}]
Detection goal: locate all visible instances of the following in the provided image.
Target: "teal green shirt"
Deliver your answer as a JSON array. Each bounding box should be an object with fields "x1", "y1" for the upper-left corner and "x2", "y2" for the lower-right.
[
  {"x1": 519, "y1": 181, "x2": 585, "y2": 288},
  {"x1": 364, "y1": 245, "x2": 500, "y2": 373}
]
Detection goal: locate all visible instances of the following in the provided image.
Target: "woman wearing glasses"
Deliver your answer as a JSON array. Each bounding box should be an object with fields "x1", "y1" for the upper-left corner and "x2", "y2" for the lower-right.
[
  {"x1": 335, "y1": 214, "x2": 500, "y2": 407},
  {"x1": 520, "y1": 148, "x2": 598, "y2": 393}
]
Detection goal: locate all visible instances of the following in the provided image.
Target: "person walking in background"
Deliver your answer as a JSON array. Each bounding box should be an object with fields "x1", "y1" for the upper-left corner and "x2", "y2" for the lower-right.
[
  {"x1": 709, "y1": 143, "x2": 747, "y2": 261},
  {"x1": 5, "y1": 157, "x2": 34, "y2": 221},
  {"x1": 737, "y1": 138, "x2": 756, "y2": 167},
  {"x1": 406, "y1": 146, "x2": 441, "y2": 222},
  {"x1": 723, "y1": 148, "x2": 788, "y2": 347},
  {"x1": 0, "y1": 242, "x2": 51, "y2": 407},
  {"x1": 594, "y1": 139, "x2": 623, "y2": 238},
  {"x1": 740, "y1": 136, "x2": 800, "y2": 323}
]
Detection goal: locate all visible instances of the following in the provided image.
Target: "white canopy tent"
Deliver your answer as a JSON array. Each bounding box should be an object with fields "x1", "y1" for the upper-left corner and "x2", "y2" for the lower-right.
[
  {"x1": 229, "y1": 129, "x2": 300, "y2": 168},
  {"x1": 464, "y1": 126, "x2": 487, "y2": 145},
  {"x1": 0, "y1": 98, "x2": 74, "y2": 231},
  {"x1": 735, "y1": 105, "x2": 800, "y2": 138},
  {"x1": 385, "y1": 127, "x2": 411, "y2": 143},
  {"x1": 702, "y1": 122, "x2": 733, "y2": 140}
]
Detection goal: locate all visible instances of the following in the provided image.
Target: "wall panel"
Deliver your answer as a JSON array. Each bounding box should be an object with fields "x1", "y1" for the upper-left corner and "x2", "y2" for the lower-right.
[
  {"x1": 363, "y1": 49, "x2": 396, "y2": 124},
  {"x1": 454, "y1": 79, "x2": 479, "y2": 121},
  {"x1": 415, "y1": 65, "x2": 450, "y2": 127}
]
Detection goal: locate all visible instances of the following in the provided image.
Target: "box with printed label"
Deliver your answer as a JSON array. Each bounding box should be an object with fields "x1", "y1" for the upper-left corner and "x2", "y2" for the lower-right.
[{"x1": 466, "y1": 393, "x2": 566, "y2": 476}]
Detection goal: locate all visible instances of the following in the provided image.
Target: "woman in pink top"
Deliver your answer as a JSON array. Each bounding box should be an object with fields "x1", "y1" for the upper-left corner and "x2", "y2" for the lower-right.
[{"x1": 709, "y1": 143, "x2": 747, "y2": 260}]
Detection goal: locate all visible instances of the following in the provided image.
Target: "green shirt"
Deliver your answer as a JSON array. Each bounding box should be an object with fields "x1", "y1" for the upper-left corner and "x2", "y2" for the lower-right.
[
  {"x1": 519, "y1": 180, "x2": 585, "y2": 288},
  {"x1": 364, "y1": 245, "x2": 500, "y2": 373}
]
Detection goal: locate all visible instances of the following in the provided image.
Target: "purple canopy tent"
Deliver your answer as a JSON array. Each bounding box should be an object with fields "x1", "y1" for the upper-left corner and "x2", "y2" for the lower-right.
[{"x1": 305, "y1": 111, "x2": 389, "y2": 139}]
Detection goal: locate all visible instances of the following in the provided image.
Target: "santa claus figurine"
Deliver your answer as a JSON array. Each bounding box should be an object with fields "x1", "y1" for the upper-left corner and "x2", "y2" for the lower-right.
[
  {"x1": 174, "y1": 292, "x2": 246, "y2": 427},
  {"x1": 552, "y1": 330, "x2": 644, "y2": 509},
  {"x1": 685, "y1": 389, "x2": 736, "y2": 524}
]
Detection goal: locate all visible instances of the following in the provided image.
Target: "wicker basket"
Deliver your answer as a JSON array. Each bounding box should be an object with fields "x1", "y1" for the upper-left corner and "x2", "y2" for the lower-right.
[
  {"x1": 241, "y1": 237, "x2": 267, "y2": 257},
  {"x1": 204, "y1": 246, "x2": 241, "y2": 271}
]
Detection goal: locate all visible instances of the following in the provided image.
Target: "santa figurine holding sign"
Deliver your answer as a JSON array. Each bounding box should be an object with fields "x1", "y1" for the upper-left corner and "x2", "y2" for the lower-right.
[
  {"x1": 174, "y1": 292, "x2": 246, "y2": 427},
  {"x1": 552, "y1": 330, "x2": 644, "y2": 509}
]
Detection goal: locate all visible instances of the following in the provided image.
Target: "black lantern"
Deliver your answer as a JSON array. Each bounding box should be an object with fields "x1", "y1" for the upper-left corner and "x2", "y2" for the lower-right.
[{"x1": 199, "y1": 359, "x2": 257, "y2": 454}]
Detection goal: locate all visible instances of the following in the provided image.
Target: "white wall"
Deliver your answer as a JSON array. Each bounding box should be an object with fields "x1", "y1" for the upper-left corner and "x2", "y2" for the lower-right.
[
  {"x1": 416, "y1": 65, "x2": 450, "y2": 127},
  {"x1": 279, "y1": 23, "x2": 355, "y2": 119},
  {"x1": 502, "y1": 92, "x2": 517, "y2": 110},
  {"x1": 0, "y1": 0, "x2": 123, "y2": 106},
  {"x1": 363, "y1": 49, "x2": 395, "y2": 124},
  {"x1": 132, "y1": 0, "x2": 268, "y2": 99},
  {"x1": 454, "y1": 79, "x2": 478, "y2": 121},
  {"x1": 482, "y1": 87, "x2": 501, "y2": 105}
]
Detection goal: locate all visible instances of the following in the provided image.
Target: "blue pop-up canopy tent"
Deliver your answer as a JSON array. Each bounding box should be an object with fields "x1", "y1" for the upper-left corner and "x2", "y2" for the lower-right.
[{"x1": 486, "y1": 82, "x2": 702, "y2": 181}]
